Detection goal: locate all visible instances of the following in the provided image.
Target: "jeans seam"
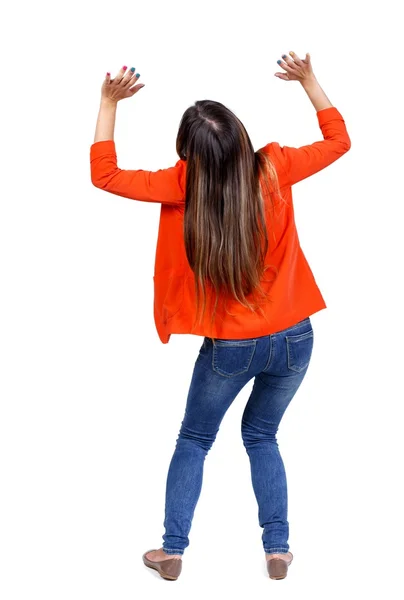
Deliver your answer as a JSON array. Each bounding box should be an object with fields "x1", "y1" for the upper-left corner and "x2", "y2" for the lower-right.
[
  {"x1": 286, "y1": 332, "x2": 313, "y2": 373},
  {"x1": 285, "y1": 330, "x2": 313, "y2": 343},
  {"x1": 263, "y1": 335, "x2": 273, "y2": 371}
]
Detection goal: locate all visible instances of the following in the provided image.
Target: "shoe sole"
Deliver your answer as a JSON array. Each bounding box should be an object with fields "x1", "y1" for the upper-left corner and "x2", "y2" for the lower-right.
[
  {"x1": 142, "y1": 550, "x2": 181, "y2": 580},
  {"x1": 142, "y1": 549, "x2": 292, "y2": 580},
  {"x1": 267, "y1": 557, "x2": 292, "y2": 580}
]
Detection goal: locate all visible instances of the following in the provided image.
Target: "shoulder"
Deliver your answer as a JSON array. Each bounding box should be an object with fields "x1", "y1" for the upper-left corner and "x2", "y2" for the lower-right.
[
  {"x1": 152, "y1": 158, "x2": 187, "y2": 204},
  {"x1": 169, "y1": 158, "x2": 186, "y2": 196},
  {"x1": 257, "y1": 142, "x2": 289, "y2": 188}
]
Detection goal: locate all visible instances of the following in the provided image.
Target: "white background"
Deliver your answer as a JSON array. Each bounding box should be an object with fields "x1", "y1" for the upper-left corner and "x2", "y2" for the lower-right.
[{"x1": 1, "y1": 0, "x2": 403, "y2": 598}]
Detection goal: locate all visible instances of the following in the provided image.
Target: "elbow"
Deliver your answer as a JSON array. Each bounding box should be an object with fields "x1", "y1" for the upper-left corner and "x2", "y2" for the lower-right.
[
  {"x1": 342, "y1": 135, "x2": 352, "y2": 153},
  {"x1": 90, "y1": 169, "x2": 101, "y2": 188},
  {"x1": 91, "y1": 177, "x2": 101, "y2": 189},
  {"x1": 91, "y1": 173, "x2": 108, "y2": 190},
  {"x1": 336, "y1": 139, "x2": 351, "y2": 158},
  {"x1": 90, "y1": 167, "x2": 119, "y2": 190}
]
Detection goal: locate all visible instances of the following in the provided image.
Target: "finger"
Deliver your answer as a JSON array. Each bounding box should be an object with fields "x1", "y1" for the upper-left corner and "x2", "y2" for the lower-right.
[
  {"x1": 114, "y1": 65, "x2": 128, "y2": 84},
  {"x1": 274, "y1": 72, "x2": 290, "y2": 81},
  {"x1": 122, "y1": 65, "x2": 136, "y2": 86},
  {"x1": 276, "y1": 57, "x2": 297, "y2": 74},
  {"x1": 292, "y1": 51, "x2": 311, "y2": 64},
  {"x1": 128, "y1": 82, "x2": 145, "y2": 95},
  {"x1": 105, "y1": 72, "x2": 111, "y2": 84},
  {"x1": 281, "y1": 53, "x2": 299, "y2": 69},
  {"x1": 123, "y1": 67, "x2": 140, "y2": 87},
  {"x1": 288, "y1": 51, "x2": 304, "y2": 66}
]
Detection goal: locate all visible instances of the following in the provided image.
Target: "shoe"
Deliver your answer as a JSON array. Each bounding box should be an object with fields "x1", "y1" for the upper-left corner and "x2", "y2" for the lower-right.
[
  {"x1": 142, "y1": 549, "x2": 183, "y2": 581},
  {"x1": 266, "y1": 551, "x2": 293, "y2": 580}
]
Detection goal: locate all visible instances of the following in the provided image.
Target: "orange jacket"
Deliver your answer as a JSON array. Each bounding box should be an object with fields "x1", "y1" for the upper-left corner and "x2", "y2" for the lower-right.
[{"x1": 90, "y1": 106, "x2": 351, "y2": 343}]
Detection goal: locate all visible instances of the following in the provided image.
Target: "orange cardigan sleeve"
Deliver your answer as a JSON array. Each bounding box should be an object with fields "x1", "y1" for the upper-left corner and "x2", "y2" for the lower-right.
[
  {"x1": 267, "y1": 107, "x2": 351, "y2": 187},
  {"x1": 90, "y1": 140, "x2": 185, "y2": 205}
]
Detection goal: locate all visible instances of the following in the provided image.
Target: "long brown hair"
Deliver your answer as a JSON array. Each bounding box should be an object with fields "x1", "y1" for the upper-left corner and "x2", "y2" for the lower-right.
[{"x1": 176, "y1": 100, "x2": 285, "y2": 340}]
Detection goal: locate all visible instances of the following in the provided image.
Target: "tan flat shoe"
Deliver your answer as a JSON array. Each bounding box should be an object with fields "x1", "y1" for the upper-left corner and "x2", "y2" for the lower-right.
[
  {"x1": 266, "y1": 551, "x2": 293, "y2": 580},
  {"x1": 142, "y1": 549, "x2": 182, "y2": 581}
]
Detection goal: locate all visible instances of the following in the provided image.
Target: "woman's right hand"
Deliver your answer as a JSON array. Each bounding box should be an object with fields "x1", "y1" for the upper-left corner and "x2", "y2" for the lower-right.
[{"x1": 274, "y1": 51, "x2": 315, "y2": 83}]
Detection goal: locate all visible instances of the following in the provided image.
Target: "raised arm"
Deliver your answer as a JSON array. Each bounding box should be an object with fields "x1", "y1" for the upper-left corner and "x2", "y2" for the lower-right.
[
  {"x1": 269, "y1": 51, "x2": 351, "y2": 186},
  {"x1": 90, "y1": 65, "x2": 185, "y2": 205},
  {"x1": 270, "y1": 105, "x2": 351, "y2": 187}
]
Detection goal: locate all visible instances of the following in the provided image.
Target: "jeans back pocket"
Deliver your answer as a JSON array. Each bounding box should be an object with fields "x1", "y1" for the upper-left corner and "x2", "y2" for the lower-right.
[
  {"x1": 286, "y1": 330, "x2": 314, "y2": 373},
  {"x1": 212, "y1": 339, "x2": 256, "y2": 377}
]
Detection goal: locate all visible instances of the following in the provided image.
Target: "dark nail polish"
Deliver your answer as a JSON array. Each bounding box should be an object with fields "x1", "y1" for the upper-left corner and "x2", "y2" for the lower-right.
[
  {"x1": 136, "y1": 73, "x2": 140, "y2": 77},
  {"x1": 277, "y1": 60, "x2": 281, "y2": 64},
  {"x1": 130, "y1": 67, "x2": 135, "y2": 72}
]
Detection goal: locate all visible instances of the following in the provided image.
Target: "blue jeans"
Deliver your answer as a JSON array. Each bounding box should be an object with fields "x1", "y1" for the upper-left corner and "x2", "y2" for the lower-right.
[{"x1": 162, "y1": 317, "x2": 314, "y2": 555}]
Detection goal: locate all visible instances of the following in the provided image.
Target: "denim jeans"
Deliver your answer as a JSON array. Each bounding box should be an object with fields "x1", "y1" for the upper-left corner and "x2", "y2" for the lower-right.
[{"x1": 162, "y1": 316, "x2": 314, "y2": 555}]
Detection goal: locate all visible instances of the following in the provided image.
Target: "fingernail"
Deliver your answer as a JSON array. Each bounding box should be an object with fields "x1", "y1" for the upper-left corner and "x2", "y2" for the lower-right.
[
  {"x1": 123, "y1": 65, "x2": 127, "y2": 71},
  {"x1": 130, "y1": 67, "x2": 135, "y2": 72},
  {"x1": 106, "y1": 72, "x2": 110, "y2": 77},
  {"x1": 277, "y1": 60, "x2": 281, "y2": 64},
  {"x1": 290, "y1": 51, "x2": 294, "y2": 56},
  {"x1": 282, "y1": 54, "x2": 287, "y2": 58},
  {"x1": 136, "y1": 73, "x2": 140, "y2": 77}
]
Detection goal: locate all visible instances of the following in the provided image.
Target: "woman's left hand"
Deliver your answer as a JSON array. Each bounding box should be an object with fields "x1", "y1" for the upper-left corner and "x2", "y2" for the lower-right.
[{"x1": 101, "y1": 65, "x2": 145, "y2": 103}]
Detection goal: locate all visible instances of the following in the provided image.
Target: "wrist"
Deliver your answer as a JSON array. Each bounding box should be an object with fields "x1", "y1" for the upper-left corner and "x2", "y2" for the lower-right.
[
  {"x1": 100, "y1": 97, "x2": 118, "y2": 109},
  {"x1": 300, "y1": 75, "x2": 318, "y2": 89}
]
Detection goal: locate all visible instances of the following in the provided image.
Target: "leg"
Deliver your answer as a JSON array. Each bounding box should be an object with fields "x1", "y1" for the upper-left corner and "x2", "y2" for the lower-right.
[
  {"x1": 161, "y1": 337, "x2": 256, "y2": 555},
  {"x1": 241, "y1": 321, "x2": 313, "y2": 556}
]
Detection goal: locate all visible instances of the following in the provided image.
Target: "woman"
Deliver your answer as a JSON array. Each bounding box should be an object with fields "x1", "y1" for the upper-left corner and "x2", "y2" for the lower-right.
[{"x1": 90, "y1": 51, "x2": 351, "y2": 581}]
